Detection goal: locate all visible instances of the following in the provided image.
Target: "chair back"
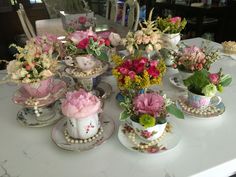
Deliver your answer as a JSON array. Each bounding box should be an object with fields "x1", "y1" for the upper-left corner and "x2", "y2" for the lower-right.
[
  {"x1": 122, "y1": 0, "x2": 140, "y2": 31},
  {"x1": 106, "y1": 0, "x2": 118, "y2": 22},
  {"x1": 17, "y1": 3, "x2": 36, "y2": 39}
]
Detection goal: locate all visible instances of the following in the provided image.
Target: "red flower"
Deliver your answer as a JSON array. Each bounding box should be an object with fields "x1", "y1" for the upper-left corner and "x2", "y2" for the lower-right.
[
  {"x1": 150, "y1": 60, "x2": 158, "y2": 67},
  {"x1": 209, "y1": 73, "x2": 219, "y2": 84},
  {"x1": 77, "y1": 38, "x2": 89, "y2": 49},
  {"x1": 78, "y1": 16, "x2": 87, "y2": 25},
  {"x1": 147, "y1": 66, "x2": 160, "y2": 78},
  {"x1": 121, "y1": 60, "x2": 132, "y2": 69},
  {"x1": 139, "y1": 57, "x2": 148, "y2": 64},
  {"x1": 105, "y1": 39, "x2": 111, "y2": 46},
  {"x1": 133, "y1": 59, "x2": 145, "y2": 73}
]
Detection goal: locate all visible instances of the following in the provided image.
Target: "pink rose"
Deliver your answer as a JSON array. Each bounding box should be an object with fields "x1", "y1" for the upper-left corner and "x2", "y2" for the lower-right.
[
  {"x1": 150, "y1": 60, "x2": 158, "y2": 67},
  {"x1": 118, "y1": 67, "x2": 129, "y2": 75},
  {"x1": 209, "y1": 73, "x2": 219, "y2": 84},
  {"x1": 78, "y1": 16, "x2": 87, "y2": 24},
  {"x1": 134, "y1": 93, "x2": 164, "y2": 117},
  {"x1": 61, "y1": 89, "x2": 101, "y2": 119},
  {"x1": 169, "y1": 16, "x2": 181, "y2": 24},
  {"x1": 133, "y1": 60, "x2": 145, "y2": 74},
  {"x1": 128, "y1": 71, "x2": 136, "y2": 79}
]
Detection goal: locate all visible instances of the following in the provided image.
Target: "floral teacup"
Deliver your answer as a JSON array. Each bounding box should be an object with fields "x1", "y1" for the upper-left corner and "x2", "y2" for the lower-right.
[
  {"x1": 187, "y1": 90, "x2": 221, "y2": 109},
  {"x1": 129, "y1": 119, "x2": 167, "y2": 141},
  {"x1": 66, "y1": 113, "x2": 101, "y2": 139}
]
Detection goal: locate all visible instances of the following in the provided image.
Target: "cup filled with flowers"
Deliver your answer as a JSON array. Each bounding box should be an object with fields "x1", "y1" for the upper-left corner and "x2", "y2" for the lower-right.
[
  {"x1": 183, "y1": 69, "x2": 232, "y2": 109},
  {"x1": 156, "y1": 16, "x2": 187, "y2": 48},
  {"x1": 112, "y1": 56, "x2": 166, "y2": 99},
  {"x1": 122, "y1": 10, "x2": 163, "y2": 59},
  {"x1": 61, "y1": 89, "x2": 102, "y2": 141},
  {"x1": 119, "y1": 92, "x2": 184, "y2": 141},
  {"x1": 172, "y1": 43, "x2": 220, "y2": 80},
  {"x1": 7, "y1": 34, "x2": 62, "y2": 98}
]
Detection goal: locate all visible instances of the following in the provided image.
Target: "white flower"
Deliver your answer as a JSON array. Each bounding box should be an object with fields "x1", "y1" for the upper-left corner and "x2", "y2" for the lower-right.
[
  {"x1": 145, "y1": 44, "x2": 153, "y2": 53},
  {"x1": 153, "y1": 43, "x2": 162, "y2": 51},
  {"x1": 126, "y1": 45, "x2": 134, "y2": 54},
  {"x1": 108, "y1": 32, "x2": 121, "y2": 47},
  {"x1": 142, "y1": 35, "x2": 150, "y2": 44},
  {"x1": 40, "y1": 70, "x2": 53, "y2": 78},
  {"x1": 7, "y1": 60, "x2": 21, "y2": 74},
  {"x1": 150, "y1": 33, "x2": 161, "y2": 45}
]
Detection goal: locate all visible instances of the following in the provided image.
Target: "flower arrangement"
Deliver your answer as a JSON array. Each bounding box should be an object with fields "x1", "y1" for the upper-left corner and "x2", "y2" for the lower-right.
[
  {"x1": 61, "y1": 89, "x2": 101, "y2": 119},
  {"x1": 112, "y1": 56, "x2": 166, "y2": 92},
  {"x1": 7, "y1": 34, "x2": 62, "y2": 84},
  {"x1": 156, "y1": 16, "x2": 187, "y2": 34},
  {"x1": 65, "y1": 28, "x2": 111, "y2": 61},
  {"x1": 172, "y1": 43, "x2": 220, "y2": 72},
  {"x1": 183, "y1": 69, "x2": 232, "y2": 97},
  {"x1": 67, "y1": 16, "x2": 95, "y2": 31},
  {"x1": 119, "y1": 92, "x2": 184, "y2": 123},
  {"x1": 122, "y1": 10, "x2": 163, "y2": 55}
]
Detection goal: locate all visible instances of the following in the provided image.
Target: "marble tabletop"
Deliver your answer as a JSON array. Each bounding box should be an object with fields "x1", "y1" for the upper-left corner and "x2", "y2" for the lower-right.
[{"x1": 0, "y1": 38, "x2": 236, "y2": 177}]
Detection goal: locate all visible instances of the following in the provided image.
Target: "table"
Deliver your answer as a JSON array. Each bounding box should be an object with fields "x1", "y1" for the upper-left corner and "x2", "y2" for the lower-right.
[
  {"x1": 35, "y1": 15, "x2": 129, "y2": 37},
  {"x1": 1, "y1": 38, "x2": 236, "y2": 177}
]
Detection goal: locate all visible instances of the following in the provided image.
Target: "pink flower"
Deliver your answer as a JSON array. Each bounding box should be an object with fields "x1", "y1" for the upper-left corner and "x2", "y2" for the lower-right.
[
  {"x1": 121, "y1": 59, "x2": 132, "y2": 69},
  {"x1": 61, "y1": 89, "x2": 101, "y2": 119},
  {"x1": 118, "y1": 67, "x2": 129, "y2": 75},
  {"x1": 78, "y1": 16, "x2": 87, "y2": 24},
  {"x1": 128, "y1": 71, "x2": 136, "y2": 79},
  {"x1": 150, "y1": 60, "x2": 158, "y2": 67},
  {"x1": 77, "y1": 38, "x2": 89, "y2": 49},
  {"x1": 104, "y1": 39, "x2": 111, "y2": 46},
  {"x1": 134, "y1": 93, "x2": 164, "y2": 117},
  {"x1": 69, "y1": 30, "x2": 97, "y2": 45},
  {"x1": 209, "y1": 73, "x2": 219, "y2": 84},
  {"x1": 169, "y1": 16, "x2": 181, "y2": 24},
  {"x1": 147, "y1": 66, "x2": 159, "y2": 78}
]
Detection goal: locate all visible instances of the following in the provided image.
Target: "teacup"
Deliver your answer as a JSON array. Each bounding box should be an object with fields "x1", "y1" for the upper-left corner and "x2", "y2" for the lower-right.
[
  {"x1": 66, "y1": 113, "x2": 100, "y2": 139},
  {"x1": 187, "y1": 90, "x2": 221, "y2": 109}
]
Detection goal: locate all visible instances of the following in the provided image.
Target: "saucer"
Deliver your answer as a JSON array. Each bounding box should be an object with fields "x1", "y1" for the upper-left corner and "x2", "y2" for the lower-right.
[
  {"x1": 13, "y1": 79, "x2": 67, "y2": 108},
  {"x1": 169, "y1": 73, "x2": 187, "y2": 90},
  {"x1": 51, "y1": 114, "x2": 115, "y2": 151},
  {"x1": 17, "y1": 101, "x2": 63, "y2": 127},
  {"x1": 176, "y1": 96, "x2": 225, "y2": 118},
  {"x1": 118, "y1": 123, "x2": 181, "y2": 154}
]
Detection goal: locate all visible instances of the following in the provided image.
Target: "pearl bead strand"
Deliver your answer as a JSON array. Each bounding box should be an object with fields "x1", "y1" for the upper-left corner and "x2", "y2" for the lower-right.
[{"x1": 64, "y1": 127, "x2": 104, "y2": 144}]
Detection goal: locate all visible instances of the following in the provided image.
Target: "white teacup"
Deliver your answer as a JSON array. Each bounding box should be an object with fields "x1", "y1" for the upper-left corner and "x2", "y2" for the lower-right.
[{"x1": 66, "y1": 113, "x2": 100, "y2": 139}]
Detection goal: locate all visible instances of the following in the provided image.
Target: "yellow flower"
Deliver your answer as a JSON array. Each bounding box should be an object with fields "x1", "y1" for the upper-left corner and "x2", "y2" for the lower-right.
[
  {"x1": 124, "y1": 76, "x2": 132, "y2": 89},
  {"x1": 111, "y1": 54, "x2": 123, "y2": 66}
]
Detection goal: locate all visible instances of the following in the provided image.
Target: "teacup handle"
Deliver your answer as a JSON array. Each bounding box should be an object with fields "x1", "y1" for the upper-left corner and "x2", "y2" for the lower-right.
[{"x1": 210, "y1": 96, "x2": 222, "y2": 106}]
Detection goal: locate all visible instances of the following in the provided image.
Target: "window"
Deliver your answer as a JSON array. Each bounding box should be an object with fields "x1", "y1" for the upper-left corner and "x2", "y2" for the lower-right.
[{"x1": 30, "y1": 0, "x2": 42, "y2": 4}]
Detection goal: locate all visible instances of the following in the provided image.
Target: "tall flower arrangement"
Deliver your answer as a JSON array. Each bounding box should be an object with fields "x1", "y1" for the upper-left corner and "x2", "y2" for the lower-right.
[
  {"x1": 65, "y1": 28, "x2": 111, "y2": 61},
  {"x1": 122, "y1": 10, "x2": 163, "y2": 55},
  {"x1": 7, "y1": 34, "x2": 62, "y2": 83}
]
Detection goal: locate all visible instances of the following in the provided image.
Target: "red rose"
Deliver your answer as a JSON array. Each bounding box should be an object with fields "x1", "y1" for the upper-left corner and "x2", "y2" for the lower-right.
[
  {"x1": 78, "y1": 16, "x2": 87, "y2": 25},
  {"x1": 77, "y1": 38, "x2": 89, "y2": 49},
  {"x1": 150, "y1": 60, "x2": 158, "y2": 67},
  {"x1": 121, "y1": 60, "x2": 132, "y2": 69},
  {"x1": 147, "y1": 66, "x2": 159, "y2": 78},
  {"x1": 118, "y1": 67, "x2": 129, "y2": 75},
  {"x1": 128, "y1": 71, "x2": 136, "y2": 79},
  {"x1": 139, "y1": 57, "x2": 148, "y2": 64},
  {"x1": 105, "y1": 39, "x2": 111, "y2": 46},
  {"x1": 133, "y1": 60, "x2": 145, "y2": 73}
]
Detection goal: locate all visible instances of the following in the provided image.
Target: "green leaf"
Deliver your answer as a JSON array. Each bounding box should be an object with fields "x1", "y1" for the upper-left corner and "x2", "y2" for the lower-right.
[
  {"x1": 220, "y1": 74, "x2": 232, "y2": 87},
  {"x1": 119, "y1": 110, "x2": 131, "y2": 121},
  {"x1": 167, "y1": 104, "x2": 184, "y2": 119},
  {"x1": 96, "y1": 51, "x2": 108, "y2": 61}
]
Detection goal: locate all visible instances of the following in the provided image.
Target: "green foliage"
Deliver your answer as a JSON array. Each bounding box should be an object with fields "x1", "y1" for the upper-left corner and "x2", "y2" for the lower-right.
[
  {"x1": 166, "y1": 104, "x2": 184, "y2": 119},
  {"x1": 119, "y1": 96, "x2": 133, "y2": 121},
  {"x1": 220, "y1": 74, "x2": 232, "y2": 87},
  {"x1": 156, "y1": 17, "x2": 187, "y2": 34},
  {"x1": 183, "y1": 69, "x2": 210, "y2": 95}
]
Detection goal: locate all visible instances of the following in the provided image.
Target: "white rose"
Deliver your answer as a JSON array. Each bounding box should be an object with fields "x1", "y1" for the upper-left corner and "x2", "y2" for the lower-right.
[
  {"x1": 7, "y1": 60, "x2": 21, "y2": 75},
  {"x1": 126, "y1": 45, "x2": 134, "y2": 54},
  {"x1": 145, "y1": 44, "x2": 154, "y2": 53},
  {"x1": 108, "y1": 32, "x2": 121, "y2": 47},
  {"x1": 40, "y1": 70, "x2": 53, "y2": 78},
  {"x1": 150, "y1": 33, "x2": 161, "y2": 45},
  {"x1": 154, "y1": 43, "x2": 162, "y2": 51}
]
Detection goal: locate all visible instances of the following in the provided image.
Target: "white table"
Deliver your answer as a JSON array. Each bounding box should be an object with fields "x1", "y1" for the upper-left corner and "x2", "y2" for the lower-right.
[
  {"x1": 35, "y1": 15, "x2": 129, "y2": 37},
  {"x1": 1, "y1": 38, "x2": 236, "y2": 177}
]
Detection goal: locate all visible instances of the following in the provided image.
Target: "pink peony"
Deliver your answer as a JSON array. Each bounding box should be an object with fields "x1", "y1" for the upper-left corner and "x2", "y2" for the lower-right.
[
  {"x1": 209, "y1": 73, "x2": 219, "y2": 84},
  {"x1": 169, "y1": 16, "x2": 181, "y2": 24},
  {"x1": 61, "y1": 89, "x2": 101, "y2": 119},
  {"x1": 134, "y1": 93, "x2": 164, "y2": 117}
]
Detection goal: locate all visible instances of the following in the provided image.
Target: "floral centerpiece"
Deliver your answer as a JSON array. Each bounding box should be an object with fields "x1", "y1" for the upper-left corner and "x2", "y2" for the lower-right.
[
  {"x1": 122, "y1": 10, "x2": 163, "y2": 57},
  {"x1": 112, "y1": 56, "x2": 166, "y2": 97},
  {"x1": 61, "y1": 89, "x2": 102, "y2": 140},
  {"x1": 66, "y1": 15, "x2": 96, "y2": 31},
  {"x1": 183, "y1": 69, "x2": 232, "y2": 109},
  {"x1": 65, "y1": 28, "x2": 111, "y2": 62},
  {"x1": 172, "y1": 43, "x2": 220, "y2": 79},
  {"x1": 156, "y1": 16, "x2": 187, "y2": 34},
  {"x1": 7, "y1": 34, "x2": 61, "y2": 84},
  {"x1": 119, "y1": 92, "x2": 184, "y2": 141}
]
